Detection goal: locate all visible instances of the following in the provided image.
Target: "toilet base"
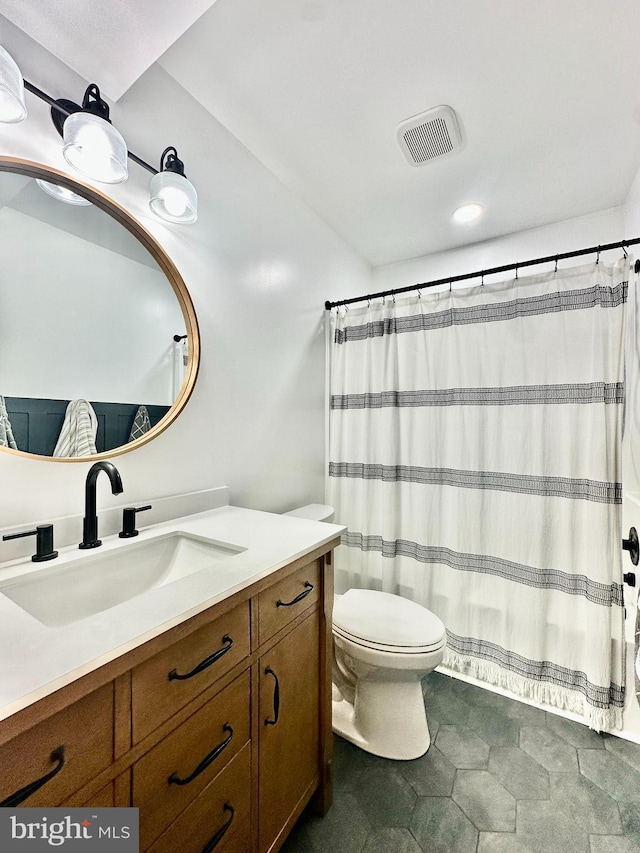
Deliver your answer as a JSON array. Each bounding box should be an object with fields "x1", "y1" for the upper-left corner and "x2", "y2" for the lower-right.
[{"x1": 332, "y1": 679, "x2": 432, "y2": 760}]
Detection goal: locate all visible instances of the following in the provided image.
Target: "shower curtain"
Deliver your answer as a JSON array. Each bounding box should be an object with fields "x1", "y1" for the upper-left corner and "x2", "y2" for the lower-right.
[{"x1": 328, "y1": 259, "x2": 628, "y2": 730}]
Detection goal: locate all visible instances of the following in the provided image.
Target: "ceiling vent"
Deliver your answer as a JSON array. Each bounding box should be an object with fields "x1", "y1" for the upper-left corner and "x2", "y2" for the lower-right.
[{"x1": 396, "y1": 105, "x2": 462, "y2": 166}]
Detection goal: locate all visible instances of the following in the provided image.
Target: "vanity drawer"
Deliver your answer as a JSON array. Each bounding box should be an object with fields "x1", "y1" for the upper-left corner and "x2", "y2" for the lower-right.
[
  {"x1": 257, "y1": 559, "x2": 320, "y2": 645},
  {"x1": 132, "y1": 601, "x2": 250, "y2": 742},
  {"x1": 145, "y1": 743, "x2": 251, "y2": 853},
  {"x1": 77, "y1": 781, "x2": 116, "y2": 808},
  {"x1": 134, "y1": 670, "x2": 250, "y2": 850},
  {"x1": 0, "y1": 683, "x2": 114, "y2": 807}
]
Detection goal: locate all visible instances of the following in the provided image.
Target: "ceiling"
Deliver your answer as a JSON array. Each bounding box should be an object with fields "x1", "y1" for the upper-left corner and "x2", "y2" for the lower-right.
[
  {"x1": 3, "y1": 0, "x2": 640, "y2": 267},
  {"x1": 0, "y1": 0, "x2": 219, "y2": 100}
]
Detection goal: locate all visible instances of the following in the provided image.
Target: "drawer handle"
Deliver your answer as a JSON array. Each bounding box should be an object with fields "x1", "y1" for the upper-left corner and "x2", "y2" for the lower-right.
[
  {"x1": 264, "y1": 666, "x2": 280, "y2": 726},
  {"x1": 0, "y1": 745, "x2": 65, "y2": 807},
  {"x1": 276, "y1": 580, "x2": 314, "y2": 608},
  {"x1": 168, "y1": 724, "x2": 233, "y2": 786},
  {"x1": 202, "y1": 803, "x2": 234, "y2": 853},
  {"x1": 168, "y1": 635, "x2": 233, "y2": 681}
]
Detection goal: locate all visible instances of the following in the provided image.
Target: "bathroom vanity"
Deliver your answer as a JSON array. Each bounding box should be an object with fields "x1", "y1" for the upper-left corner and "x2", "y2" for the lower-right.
[{"x1": 0, "y1": 507, "x2": 341, "y2": 853}]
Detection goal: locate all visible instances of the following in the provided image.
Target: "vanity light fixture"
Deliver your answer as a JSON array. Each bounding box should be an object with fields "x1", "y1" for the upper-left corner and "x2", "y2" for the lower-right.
[
  {"x1": 452, "y1": 202, "x2": 485, "y2": 224},
  {"x1": 35, "y1": 178, "x2": 92, "y2": 206},
  {"x1": 0, "y1": 46, "x2": 27, "y2": 122},
  {"x1": 56, "y1": 84, "x2": 128, "y2": 184},
  {"x1": 149, "y1": 147, "x2": 198, "y2": 224},
  {"x1": 0, "y1": 45, "x2": 197, "y2": 222}
]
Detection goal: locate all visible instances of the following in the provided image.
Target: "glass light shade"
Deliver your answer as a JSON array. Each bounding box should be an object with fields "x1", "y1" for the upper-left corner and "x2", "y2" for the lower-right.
[
  {"x1": 36, "y1": 179, "x2": 92, "y2": 206},
  {"x1": 0, "y1": 46, "x2": 27, "y2": 123},
  {"x1": 149, "y1": 170, "x2": 198, "y2": 224},
  {"x1": 62, "y1": 112, "x2": 128, "y2": 184}
]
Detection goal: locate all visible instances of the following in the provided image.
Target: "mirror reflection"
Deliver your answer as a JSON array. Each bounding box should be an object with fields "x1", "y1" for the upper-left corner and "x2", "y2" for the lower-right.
[{"x1": 0, "y1": 162, "x2": 197, "y2": 459}]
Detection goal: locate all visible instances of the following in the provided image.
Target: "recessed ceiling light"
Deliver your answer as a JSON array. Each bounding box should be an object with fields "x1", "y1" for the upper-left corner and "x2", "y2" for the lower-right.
[{"x1": 452, "y1": 203, "x2": 485, "y2": 223}]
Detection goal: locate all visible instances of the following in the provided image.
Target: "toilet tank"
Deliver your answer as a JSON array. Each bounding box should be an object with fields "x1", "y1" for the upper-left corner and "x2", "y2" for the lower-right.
[{"x1": 283, "y1": 504, "x2": 335, "y2": 522}]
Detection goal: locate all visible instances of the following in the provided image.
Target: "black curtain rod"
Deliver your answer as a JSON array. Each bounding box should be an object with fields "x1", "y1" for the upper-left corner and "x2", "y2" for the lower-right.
[{"x1": 324, "y1": 237, "x2": 640, "y2": 310}]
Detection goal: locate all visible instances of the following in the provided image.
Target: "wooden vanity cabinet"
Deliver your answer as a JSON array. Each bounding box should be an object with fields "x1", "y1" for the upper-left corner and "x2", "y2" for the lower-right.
[
  {"x1": 0, "y1": 539, "x2": 337, "y2": 853},
  {"x1": 258, "y1": 609, "x2": 320, "y2": 853},
  {"x1": 0, "y1": 683, "x2": 114, "y2": 808}
]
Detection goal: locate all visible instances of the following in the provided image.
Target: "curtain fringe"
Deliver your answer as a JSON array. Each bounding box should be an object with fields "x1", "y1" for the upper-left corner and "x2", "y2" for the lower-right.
[{"x1": 442, "y1": 648, "x2": 624, "y2": 733}]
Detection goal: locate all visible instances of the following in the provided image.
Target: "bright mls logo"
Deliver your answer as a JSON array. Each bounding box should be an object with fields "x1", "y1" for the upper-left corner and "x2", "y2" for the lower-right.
[{"x1": 0, "y1": 808, "x2": 138, "y2": 850}]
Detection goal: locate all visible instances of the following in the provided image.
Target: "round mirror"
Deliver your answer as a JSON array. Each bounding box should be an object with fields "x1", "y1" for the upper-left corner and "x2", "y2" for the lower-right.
[{"x1": 0, "y1": 157, "x2": 199, "y2": 461}]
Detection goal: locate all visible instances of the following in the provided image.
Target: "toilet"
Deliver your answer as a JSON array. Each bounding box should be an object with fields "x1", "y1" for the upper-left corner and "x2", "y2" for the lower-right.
[
  {"x1": 285, "y1": 504, "x2": 447, "y2": 760},
  {"x1": 333, "y1": 589, "x2": 446, "y2": 760}
]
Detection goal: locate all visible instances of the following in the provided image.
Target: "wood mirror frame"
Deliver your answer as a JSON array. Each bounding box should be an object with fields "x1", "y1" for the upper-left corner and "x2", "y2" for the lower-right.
[{"x1": 0, "y1": 156, "x2": 200, "y2": 462}]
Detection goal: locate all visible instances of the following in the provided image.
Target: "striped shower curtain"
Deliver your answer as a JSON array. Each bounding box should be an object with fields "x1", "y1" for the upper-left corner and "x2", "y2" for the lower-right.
[{"x1": 328, "y1": 259, "x2": 628, "y2": 731}]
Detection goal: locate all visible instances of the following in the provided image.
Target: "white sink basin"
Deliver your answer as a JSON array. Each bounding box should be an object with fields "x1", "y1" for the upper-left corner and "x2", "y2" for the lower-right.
[{"x1": 0, "y1": 532, "x2": 246, "y2": 628}]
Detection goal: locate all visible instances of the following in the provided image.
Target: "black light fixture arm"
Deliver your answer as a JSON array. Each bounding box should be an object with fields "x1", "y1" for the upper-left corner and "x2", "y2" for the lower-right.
[
  {"x1": 161, "y1": 146, "x2": 186, "y2": 176},
  {"x1": 23, "y1": 77, "x2": 158, "y2": 176},
  {"x1": 80, "y1": 83, "x2": 109, "y2": 121}
]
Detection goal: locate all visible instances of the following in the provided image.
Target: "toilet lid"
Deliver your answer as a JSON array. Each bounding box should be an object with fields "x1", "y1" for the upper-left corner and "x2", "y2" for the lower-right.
[{"x1": 333, "y1": 589, "x2": 446, "y2": 649}]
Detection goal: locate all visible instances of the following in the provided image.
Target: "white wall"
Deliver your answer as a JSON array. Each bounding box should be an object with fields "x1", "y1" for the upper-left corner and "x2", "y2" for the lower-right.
[
  {"x1": 0, "y1": 22, "x2": 372, "y2": 532},
  {"x1": 624, "y1": 162, "x2": 640, "y2": 239},
  {"x1": 373, "y1": 207, "x2": 626, "y2": 292}
]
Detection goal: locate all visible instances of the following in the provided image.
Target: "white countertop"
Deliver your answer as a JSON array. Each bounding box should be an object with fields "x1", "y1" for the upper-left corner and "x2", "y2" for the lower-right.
[{"x1": 0, "y1": 506, "x2": 344, "y2": 722}]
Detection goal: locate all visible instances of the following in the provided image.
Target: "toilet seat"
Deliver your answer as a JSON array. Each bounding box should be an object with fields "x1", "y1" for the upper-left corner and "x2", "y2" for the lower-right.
[
  {"x1": 333, "y1": 589, "x2": 446, "y2": 653},
  {"x1": 333, "y1": 623, "x2": 446, "y2": 654}
]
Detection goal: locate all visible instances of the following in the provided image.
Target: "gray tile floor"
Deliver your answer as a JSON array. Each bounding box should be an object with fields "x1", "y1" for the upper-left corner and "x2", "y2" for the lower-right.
[{"x1": 281, "y1": 670, "x2": 640, "y2": 853}]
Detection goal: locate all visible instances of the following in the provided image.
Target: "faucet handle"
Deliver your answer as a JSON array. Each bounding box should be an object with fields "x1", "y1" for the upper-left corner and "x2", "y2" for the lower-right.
[
  {"x1": 2, "y1": 524, "x2": 58, "y2": 562},
  {"x1": 119, "y1": 505, "x2": 152, "y2": 539}
]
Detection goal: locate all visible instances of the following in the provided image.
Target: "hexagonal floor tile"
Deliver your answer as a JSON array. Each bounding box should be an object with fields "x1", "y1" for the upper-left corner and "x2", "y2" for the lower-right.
[
  {"x1": 604, "y1": 735, "x2": 640, "y2": 772},
  {"x1": 545, "y1": 712, "x2": 605, "y2": 749},
  {"x1": 452, "y1": 769, "x2": 516, "y2": 831},
  {"x1": 302, "y1": 792, "x2": 371, "y2": 853},
  {"x1": 589, "y1": 836, "x2": 640, "y2": 853},
  {"x1": 578, "y1": 749, "x2": 640, "y2": 802},
  {"x1": 468, "y1": 705, "x2": 520, "y2": 746},
  {"x1": 453, "y1": 683, "x2": 516, "y2": 712},
  {"x1": 478, "y1": 832, "x2": 546, "y2": 851},
  {"x1": 426, "y1": 686, "x2": 472, "y2": 726},
  {"x1": 515, "y1": 799, "x2": 590, "y2": 852},
  {"x1": 487, "y1": 746, "x2": 550, "y2": 800},
  {"x1": 398, "y1": 745, "x2": 457, "y2": 797},
  {"x1": 354, "y1": 766, "x2": 417, "y2": 829},
  {"x1": 548, "y1": 772, "x2": 622, "y2": 834},
  {"x1": 410, "y1": 797, "x2": 478, "y2": 853},
  {"x1": 618, "y1": 800, "x2": 640, "y2": 848},
  {"x1": 436, "y1": 725, "x2": 490, "y2": 769},
  {"x1": 504, "y1": 699, "x2": 547, "y2": 727},
  {"x1": 361, "y1": 827, "x2": 423, "y2": 853},
  {"x1": 519, "y1": 726, "x2": 578, "y2": 772}
]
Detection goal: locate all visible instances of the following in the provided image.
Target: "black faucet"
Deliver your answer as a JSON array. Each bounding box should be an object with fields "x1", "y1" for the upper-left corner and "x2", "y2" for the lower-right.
[{"x1": 79, "y1": 461, "x2": 124, "y2": 550}]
